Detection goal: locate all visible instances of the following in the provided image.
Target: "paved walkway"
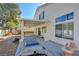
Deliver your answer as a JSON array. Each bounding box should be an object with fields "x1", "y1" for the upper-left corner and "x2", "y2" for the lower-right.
[
  {"x1": 16, "y1": 35, "x2": 64, "y2": 56},
  {"x1": 40, "y1": 40, "x2": 64, "y2": 56},
  {"x1": 0, "y1": 36, "x2": 20, "y2": 56}
]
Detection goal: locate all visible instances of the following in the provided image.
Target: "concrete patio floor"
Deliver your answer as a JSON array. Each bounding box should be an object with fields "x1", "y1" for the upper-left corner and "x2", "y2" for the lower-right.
[{"x1": 16, "y1": 35, "x2": 64, "y2": 56}]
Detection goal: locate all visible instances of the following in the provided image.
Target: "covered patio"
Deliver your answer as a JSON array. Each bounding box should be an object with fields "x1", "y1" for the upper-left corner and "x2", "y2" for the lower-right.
[
  {"x1": 20, "y1": 19, "x2": 50, "y2": 36},
  {"x1": 16, "y1": 19, "x2": 50, "y2": 55}
]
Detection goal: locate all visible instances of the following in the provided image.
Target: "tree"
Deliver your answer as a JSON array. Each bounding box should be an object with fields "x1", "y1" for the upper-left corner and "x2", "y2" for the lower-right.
[{"x1": 0, "y1": 3, "x2": 21, "y2": 33}]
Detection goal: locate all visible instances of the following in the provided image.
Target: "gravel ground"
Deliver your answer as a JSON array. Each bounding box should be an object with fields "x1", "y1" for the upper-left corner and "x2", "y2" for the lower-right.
[{"x1": 0, "y1": 36, "x2": 19, "y2": 56}]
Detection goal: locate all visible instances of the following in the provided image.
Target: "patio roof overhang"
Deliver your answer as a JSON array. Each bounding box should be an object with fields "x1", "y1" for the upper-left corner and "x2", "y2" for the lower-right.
[
  {"x1": 20, "y1": 19, "x2": 50, "y2": 40},
  {"x1": 21, "y1": 19, "x2": 50, "y2": 27}
]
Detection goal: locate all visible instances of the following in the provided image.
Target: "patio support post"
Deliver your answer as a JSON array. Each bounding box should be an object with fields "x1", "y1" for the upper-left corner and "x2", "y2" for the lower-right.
[
  {"x1": 15, "y1": 20, "x2": 24, "y2": 55},
  {"x1": 21, "y1": 20, "x2": 24, "y2": 42}
]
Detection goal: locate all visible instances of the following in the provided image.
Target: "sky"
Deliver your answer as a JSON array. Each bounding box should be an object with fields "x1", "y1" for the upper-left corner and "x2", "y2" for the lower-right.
[{"x1": 18, "y1": 3, "x2": 42, "y2": 19}]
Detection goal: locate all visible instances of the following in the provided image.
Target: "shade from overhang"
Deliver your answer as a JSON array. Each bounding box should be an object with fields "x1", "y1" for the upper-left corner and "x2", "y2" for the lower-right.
[{"x1": 22, "y1": 19, "x2": 50, "y2": 27}]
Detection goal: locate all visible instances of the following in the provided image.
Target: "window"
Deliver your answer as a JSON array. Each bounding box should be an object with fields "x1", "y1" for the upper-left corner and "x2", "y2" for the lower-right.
[
  {"x1": 62, "y1": 23, "x2": 67, "y2": 37},
  {"x1": 39, "y1": 11, "x2": 45, "y2": 20},
  {"x1": 67, "y1": 12, "x2": 74, "y2": 20},
  {"x1": 56, "y1": 15, "x2": 67, "y2": 23},
  {"x1": 55, "y1": 12, "x2": 74, "y2": 40},
  {"x1": 42, "y1": 11, "x2": 45, "y2": 19},
  {"x1": 42, "y1": 26, "x2": 47, "y2": 33},
  {"x1": 55, "y1": 22, "x2": 74, "y2": 40},
  {"x1": 62, "y1": 22, "x2": 73, "y2": 40},
  {"x1": 67, "y1": 22, "x2": 73, "y2": 39},
  {"x1": 56, "y1": 12, "x2": 74, "y2": 23},
  {"x1": 55, "y1": 24, "x2": 62, "y2": 38}
]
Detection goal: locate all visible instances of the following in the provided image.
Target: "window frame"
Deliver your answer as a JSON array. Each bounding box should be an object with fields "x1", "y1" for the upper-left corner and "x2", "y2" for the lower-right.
[{"x1": 55, "y1": 22, "x2": 74, "y2": 40}]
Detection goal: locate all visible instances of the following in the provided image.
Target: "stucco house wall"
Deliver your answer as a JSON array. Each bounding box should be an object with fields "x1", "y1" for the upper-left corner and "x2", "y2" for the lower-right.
[{"x1": 33, "y1": 3, "x2": 79, "y2": 48}]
